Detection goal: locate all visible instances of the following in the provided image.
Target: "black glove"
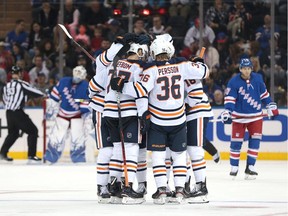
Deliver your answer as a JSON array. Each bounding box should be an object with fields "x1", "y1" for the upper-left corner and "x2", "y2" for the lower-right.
[
  {"x1": 136, "y1": 34, "x2": 152, "y2": 45},
  {"x1": 115, "y1": 33, "x2": 138, "y2": 45},
  {"x1": 139, "y1": 110, "x2": 151, "y2": 134},
  {"x1": 185, "y1": 103, "x2": 191, "y2": 112},
  {"x1": 110, "y1": 77, "x2": 125, "y2": 92},
  {"x1": 191, "y1": 56, "x2": 204, "y2": 64}
]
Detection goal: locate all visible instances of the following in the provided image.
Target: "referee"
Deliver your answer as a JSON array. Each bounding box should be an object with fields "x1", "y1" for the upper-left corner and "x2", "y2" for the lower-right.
[{"x1": 0, "y1": 66, "x2": 44, "y2": 162}]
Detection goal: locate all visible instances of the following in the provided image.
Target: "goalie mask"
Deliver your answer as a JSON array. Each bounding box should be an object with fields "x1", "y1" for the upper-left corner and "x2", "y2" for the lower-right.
[
  {"x1": 72, "y1": 65, "x2": 87, "y2": 83},
  {"x1": 150, "y1": 38, "x2": 171, "y2": 60},
  {"x1": 128, "y1": 43, "x2": 149, "y2": 61}
]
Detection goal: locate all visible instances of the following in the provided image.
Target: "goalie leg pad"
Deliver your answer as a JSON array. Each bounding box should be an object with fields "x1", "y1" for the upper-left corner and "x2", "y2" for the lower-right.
[
  {"x1": 70, "y1": 118, "x2": 86, "y2": 163},
  {"x1": 44, "y1": 117, "x2": 69, "y2": 163}
]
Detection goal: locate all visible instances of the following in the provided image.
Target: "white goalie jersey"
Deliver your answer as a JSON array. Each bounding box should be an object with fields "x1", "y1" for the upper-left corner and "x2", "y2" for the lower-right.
[{"x1": 122, "y1": 57, "x2": 209, "y2": 126}]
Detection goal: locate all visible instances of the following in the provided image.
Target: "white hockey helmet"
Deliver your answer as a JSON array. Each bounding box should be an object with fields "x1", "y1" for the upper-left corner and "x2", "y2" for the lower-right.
[
  {"x1": 72, "y1": 65, "x2": 87, "y2": 83},
  {"x1": 156, "y1": 34, "x2": 175, "y2": 58},
  {"x1": 150, "y1": 38, "x2": 171, "y2": 60},
  {"x1": 128, "y1": 43, "x2": 149, "y2": 60}
]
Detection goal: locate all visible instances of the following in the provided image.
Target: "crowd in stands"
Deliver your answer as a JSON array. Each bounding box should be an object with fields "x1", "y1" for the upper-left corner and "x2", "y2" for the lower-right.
[{"x1": 0, "y1": 0, "x2": 287, "y2": 107}]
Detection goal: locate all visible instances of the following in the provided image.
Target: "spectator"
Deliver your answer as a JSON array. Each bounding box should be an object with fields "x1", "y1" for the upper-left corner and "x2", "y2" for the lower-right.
[
  {"x1": 133, "y1": 19, "x2": 148, "y2": 35},
  {"x1": 227, "y1": 0, "x2": 252, "y2": 41},
  {"x1": 206, "y1": 0, "x2": 229, "y2": 36},
  {"x1": 179, "y1": 39, "x2": 199, "y2": 60},
  {"x1": 148, "y1": 15, "x2": 166, "y2": 36},
  {"x1": 0, "y1": 41, "x2": 14, "y2": 72},
  {"x1": 39, "y1": 39, "x2": 56, "y2": 70},
  {"x1": 35, "y1": 1, "x2": 58, "y2": 38},
  {"x1": 93, "y1": 38, "x2": 111, "y2": 58},
  {"x1": 80, "y1": 0, "x2": 109, "y2": 36},
  {"x1": 75, "y1": 24, "x2": 91, "y2": 47},
  {"x1": 250, "y1": 56, "x2": 265, "y2": 81},
  {"x1": 196, "y1": 37, "x2": 219, "y2": 70},
  {"x1": 5, "y1": 19, "x2": 29, "y2": 50},
  {"x1": 211, "y1": 89, "x2": 224, "y2": 106},
  {"x1": 76, "y1": 54, "x2": 94, "y2": 80},
  {"x1": 28, "y1": 21, "x2": 44, "y2": 58},
  {"x1": 49, "y1": 56, "x2": 72, "y2": 86},
  {"x1": 29, "y1": 55, "x2": 50, "y2": 86},
  {"x1": 11, "y1": 43, "x2": 32, "y2": 70},
  {"x1": 255, "y1": 14, "x2": 280, "y2": 53},
  {"x1": 203, "y1": 76, "x2": 223, "y2": 103},
  {"x1": 106, "y1": 19, "x2": 125, "y2": 43},
  {"x1": 184, "y1": 17, "x2": 215, "y2": 48},
  {"x1": 90, "y1": 27, "x2": 103, "y2": 52},
  {"x1": 168, "y1": 0, "x2": 192, "y2": 21},
  {"x1": 60, "y1": 0, "x2": 81, "y2": 38},
  {"x1": 27, "y1": 72, "x2": 50, "y2": 106},
  {"x1": 215, "y1": 32, "x2": 229, "y2": 68}
]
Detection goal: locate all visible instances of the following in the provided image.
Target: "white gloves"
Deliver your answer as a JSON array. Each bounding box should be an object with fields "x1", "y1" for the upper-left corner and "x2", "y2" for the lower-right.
[
  {"x1": 221, "y1": 110, "x2": 232, "y2": 124},
  {"x1": 266, "y1": 102, "x2": 279, "y2": 118}
]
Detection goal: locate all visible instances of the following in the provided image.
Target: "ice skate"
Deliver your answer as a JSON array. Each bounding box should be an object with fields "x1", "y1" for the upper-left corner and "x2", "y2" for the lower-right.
[
  {"x1": 136, "y1": 182, "x2": 147, "y2": 196},
  {"x1": 187, "y1": 180, "x2": 209, "y2": 204},
  {"x1": 166, "y1": 186, "x2": 175, "y2": 203},
  {"x1": 109, "y1": 176, "x2": 122, "y2": 204},
  {"x1": 213, "y1": 152, "x2": 221, "y2": 164},
  {"x1": 0, "y1": 154, "x2": 13, "y2": 163},
  {"x1": 97, "y1": 185, "x2": 110, "y2": 204},
  {"x1": 174, "y1": 187, "x2": 190, "y2": 204},
  {"x1": 27, "y1": 156, "x2": 42, "y2": 165},
  {"x1": 121, "y1": 184, "x2": 145, "y2": 204},
  {"x1": 230, "y1": 166, "x2": 238, "y2": 180},
  {"x1": 244, "y1": 165, "x2": 258, "y2": 180},
  {"x1": 152, "y1": 187, "x2": 167, "y2": 205}
]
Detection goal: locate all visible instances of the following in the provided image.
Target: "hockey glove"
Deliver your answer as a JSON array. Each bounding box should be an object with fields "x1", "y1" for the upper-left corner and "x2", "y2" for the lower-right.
[
  {"x1": 115, "y1": 33, "x2": 138, "y2": 45},
  {"x1": 136, "y1": 34, "x2": 152, "y2": 45},
  {"x1": 266, "y1": 102, "x2": 279, "y2": 119},
  {"x1": 139, "y1": 110, "x2": 151, "y2": 134},
  {"x1": 110, "y1": 77, "x2": 125, "y2": 92},
  {"x1": 191, "y1": 56, "x2": 204, "y2": 64},
  {"x1": 220, "y1": 110, "x2": 232, "y2": 124}
]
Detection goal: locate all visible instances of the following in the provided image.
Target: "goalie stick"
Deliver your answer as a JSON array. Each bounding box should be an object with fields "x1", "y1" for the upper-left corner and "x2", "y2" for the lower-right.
[{"x1": 58, "y1": 24, "x2": 96, "y2": 62}]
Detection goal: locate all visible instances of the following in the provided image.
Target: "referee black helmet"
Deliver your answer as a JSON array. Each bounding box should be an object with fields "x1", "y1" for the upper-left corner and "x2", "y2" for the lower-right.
[{"x1": 11, "y1": 66, "x2": 22, "y2": 74}]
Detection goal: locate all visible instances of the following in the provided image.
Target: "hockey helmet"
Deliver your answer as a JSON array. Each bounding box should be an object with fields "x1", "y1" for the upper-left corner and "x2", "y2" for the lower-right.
[
  {"x1": 150, "y1": 38, "x2": 171, "y2": 60},
  {"x1": 239, "y1": 58, "x2": 253, "y2": 69},
  {"x1": 128, "y1": 43, "x2": 149, "y2": 60},
  {"x1": 11, "y1": 65, "x2": 22, "y2": 74},
  {"x1": 72, "y1": 65, "x2": 87, "y2": 83},
  {"x1": 156, "y1": 34, "x2": 175, "y2": 58}
]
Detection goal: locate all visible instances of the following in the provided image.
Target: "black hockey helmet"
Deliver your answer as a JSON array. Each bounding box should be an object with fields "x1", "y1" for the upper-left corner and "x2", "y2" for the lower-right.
[{"x1": 11, "y1": 65, "x2": 22, "y2": 74}]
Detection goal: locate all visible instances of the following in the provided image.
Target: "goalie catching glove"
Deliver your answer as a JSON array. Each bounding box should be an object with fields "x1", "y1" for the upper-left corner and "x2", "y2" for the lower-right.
[
  {"x1": 220, "y1": 109, "x2": 232, "y2": 124},
  {"x1": 266, "y1": 102, "x2": 279, "y2": 119},
  {"x1": 139, "y1": 110, "x2": 151, "y2": 134}
]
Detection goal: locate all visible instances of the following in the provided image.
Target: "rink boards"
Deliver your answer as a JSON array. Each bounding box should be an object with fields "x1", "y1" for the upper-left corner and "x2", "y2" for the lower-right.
[{"x1": 0, "y1": 108, "x2": 287, "y2": 160}]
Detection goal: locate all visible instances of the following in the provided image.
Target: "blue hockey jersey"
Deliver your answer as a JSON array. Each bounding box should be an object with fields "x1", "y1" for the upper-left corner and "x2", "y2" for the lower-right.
[
  {"x1": 224, "y1": 72, "x2": 272, "y2": 123},
  {"x1": 50, "y1": 77, "x2": 90, "y2": 118}
]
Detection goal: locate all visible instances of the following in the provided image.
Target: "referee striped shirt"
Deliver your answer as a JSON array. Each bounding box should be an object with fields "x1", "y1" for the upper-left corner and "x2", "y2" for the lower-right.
[{"x1": 3, "y1": 79, "x2": 44, "y2": 111}]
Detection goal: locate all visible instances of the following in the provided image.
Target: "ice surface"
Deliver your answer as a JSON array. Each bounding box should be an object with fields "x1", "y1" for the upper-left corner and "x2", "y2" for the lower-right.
[{"x1": 0, "y1": 160, "x2": 287, "y2": 216}]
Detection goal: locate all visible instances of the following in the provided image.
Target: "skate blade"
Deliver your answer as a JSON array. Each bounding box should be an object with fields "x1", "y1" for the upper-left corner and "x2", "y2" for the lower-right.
[
  {"x1": 169, "y1": 196, "x2": 185, "y2": 204},
  {"x1": 109, "y1": 196, "x2": 122, "y2": 204},
  {"x1": 153, "y1": 195, "x2": 167, "y2": 205},
  {"x1": 187, "y1": 195, "x2": 209, "y2": 204},
  {"x1": 245, "y1": 174, "x2": 257, "y2": 180},
  {"x1": 98, "y1": 197, "x2": 111, "y2": 204},
  {"x1": 122, "y1": 197, "x2": 145, "y2": 205}
]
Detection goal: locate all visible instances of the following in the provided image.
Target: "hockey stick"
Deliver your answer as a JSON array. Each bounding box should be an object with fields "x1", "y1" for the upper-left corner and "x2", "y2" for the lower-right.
[
  {"x1": 113, "y1": 56, "x2": 129, "y2": 187},
  {"x1": 199, "y1": 47, "x2": 206, "y2": 58},
  {"x1": 58, "y1": 24, "x2": 96, "y2": 62},
  {"x1": 209, "y1": 113, "x2": 269, "y2": 122}
]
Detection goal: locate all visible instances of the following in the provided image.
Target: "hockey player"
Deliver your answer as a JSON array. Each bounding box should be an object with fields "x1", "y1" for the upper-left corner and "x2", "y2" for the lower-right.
[
  {"x1": 111, "y1": 38, "x2": 209, "y2": 204},
  {"x1": 44, "y1": 66, "x2": 90, "y2": 163},
  {"x1": 221, "y1": 58, "x2": 279, "y2": 180},
  {"x1": 89, "y1": 33, "x2": 151, "y2": 204}
]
